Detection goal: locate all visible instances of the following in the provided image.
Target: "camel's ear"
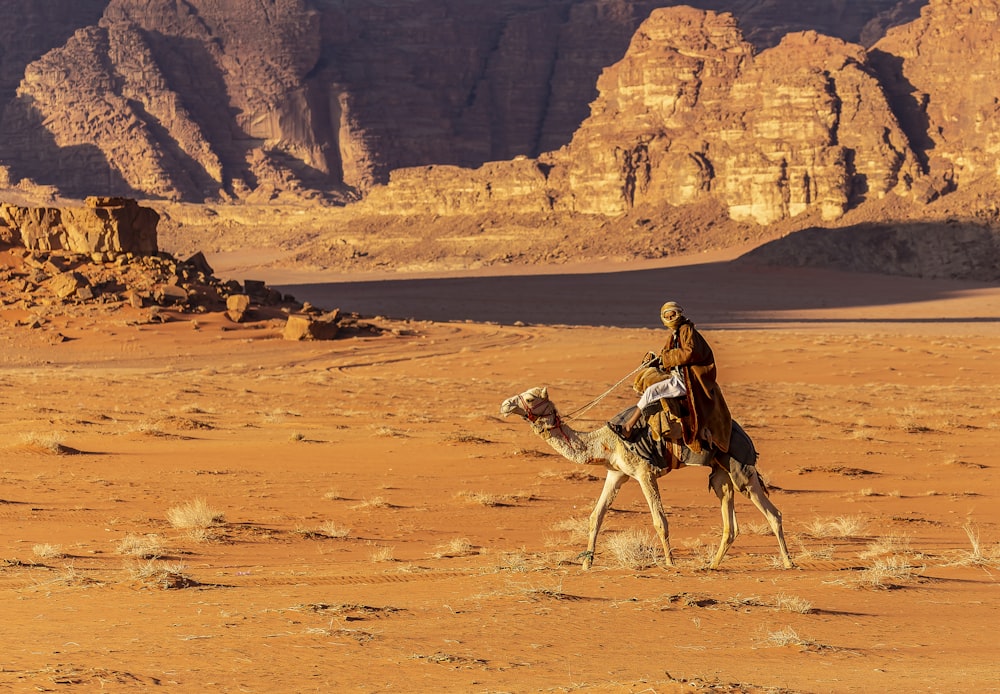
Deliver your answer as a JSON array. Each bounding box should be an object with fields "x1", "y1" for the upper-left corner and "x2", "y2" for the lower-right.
[{"x1": 540, "y1": 387, "x2": 548, "y2": 399}]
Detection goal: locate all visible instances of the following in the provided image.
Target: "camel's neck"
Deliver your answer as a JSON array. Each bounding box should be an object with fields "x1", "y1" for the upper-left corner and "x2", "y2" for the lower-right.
[{"x1": 535, "y1": 422, "x2": 609, "y2": 466}]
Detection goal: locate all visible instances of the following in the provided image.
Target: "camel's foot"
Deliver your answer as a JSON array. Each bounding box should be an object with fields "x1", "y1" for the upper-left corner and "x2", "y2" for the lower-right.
[
  {"x1": 707, "y1": 552, "x2": 729, "y2": 569},
  {"x1": 578, "y1": 549, "x2": 595, "y2": 570},
  {"x1": 782, "y1": 557, "x2": 796, "y2": 569}
]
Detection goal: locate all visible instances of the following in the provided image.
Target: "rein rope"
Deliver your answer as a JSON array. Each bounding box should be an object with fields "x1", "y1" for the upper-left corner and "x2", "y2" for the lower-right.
[{"x1": 562, "y1": 358, "x2": 657, "y2": 422}]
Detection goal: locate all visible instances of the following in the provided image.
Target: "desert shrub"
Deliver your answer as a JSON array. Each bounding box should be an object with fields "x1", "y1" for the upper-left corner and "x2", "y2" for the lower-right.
[
  {"x1": 166, "y1": 498, "x2": 225, "y2": 529},
  {"x1": 605, "y1": 528, "x2": 661, "y2": 570},
  {"x1": 116, "y1": 533, "x2": 165, "y2": 559}
]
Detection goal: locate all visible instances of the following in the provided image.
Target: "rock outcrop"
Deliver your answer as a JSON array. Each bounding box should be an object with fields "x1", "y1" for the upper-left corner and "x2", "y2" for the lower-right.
[
  {"x1": 6, "y1": 0, "x2": 1000, "y2": 282},
  {"x1": 870, "y1": 0, "x2": 1000, "y2": 195},
  {"x1": 0, "y1": 0, "x2": 919, "y2": 203},
  {"x1": 362, "y1": 8, "x2": 921, "y2": 226},
  {"x1": 0, "y1": 197, "x2": 159, "y2": 256},
  {"x1": 710, "y1": 30, "x2": 917, "y2": 223},
  {"x1": 0, "y1": 228, "x2": 379, "y2": 339}
]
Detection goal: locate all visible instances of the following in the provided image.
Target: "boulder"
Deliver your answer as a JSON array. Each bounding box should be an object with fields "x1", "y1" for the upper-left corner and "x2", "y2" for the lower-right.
[
  {"x1": 0, "y1": 197, "x2": 159, "y2": 255},
  {"x1": 225, "y1": 294, "x2": 251, "y2": 322},
  {"x1": 153, "y1": 283, "x2": 188, "y2": 305},
  {"x1": 47, "y1": 271, "x2": 87, "y2": 299},
  {"x1": 283, "y1": 311, "x2": 341, "y2": 341}
]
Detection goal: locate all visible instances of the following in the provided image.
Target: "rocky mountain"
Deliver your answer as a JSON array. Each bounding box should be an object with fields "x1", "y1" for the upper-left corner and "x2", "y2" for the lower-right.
[
  {"x1": 1, "y1": 0, "x2": 998, "y2": 280},
  {"x1": 367, "y1": 0, "x2": 995, "y2": 224},
  {"x1": 0, "y1": 0, "x2": 917, "y2": 202}
]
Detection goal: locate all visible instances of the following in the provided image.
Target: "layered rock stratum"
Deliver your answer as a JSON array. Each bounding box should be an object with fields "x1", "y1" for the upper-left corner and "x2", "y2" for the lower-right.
[
  {"x1": 0, "y1": 0, "x2": 921, "y2": 201},
  {"x1": 0, "y1": 0, "x2": 998, "y2": 280}
]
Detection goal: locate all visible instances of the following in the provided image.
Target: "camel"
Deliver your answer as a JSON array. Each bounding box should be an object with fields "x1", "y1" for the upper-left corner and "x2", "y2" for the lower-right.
[{"x1": 500, "y1": 386, "x2": 793, "y2": 570}]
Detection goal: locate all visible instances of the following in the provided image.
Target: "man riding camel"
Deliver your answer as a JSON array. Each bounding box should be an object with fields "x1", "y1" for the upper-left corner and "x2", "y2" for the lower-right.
[{"x1": 618, "y1": 301, "x2": 732, "y2": 453}]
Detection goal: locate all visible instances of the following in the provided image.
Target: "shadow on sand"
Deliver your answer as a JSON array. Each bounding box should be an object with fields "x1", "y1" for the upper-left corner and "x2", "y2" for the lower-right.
[{"x1": 275, "y1": 259, "x2": 1000, "y2": 330}]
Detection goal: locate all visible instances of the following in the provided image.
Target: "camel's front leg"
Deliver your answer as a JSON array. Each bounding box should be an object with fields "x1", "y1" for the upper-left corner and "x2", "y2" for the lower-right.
[
  {"x1": 708, "y1": 466, "x2": 738, "y2": 569},
  {"x1": 582, "y1": 470, "x2": 627, "y2": 570},
  {"x1": 634, "y1": 468, "x2": 673, "y2": 567}
]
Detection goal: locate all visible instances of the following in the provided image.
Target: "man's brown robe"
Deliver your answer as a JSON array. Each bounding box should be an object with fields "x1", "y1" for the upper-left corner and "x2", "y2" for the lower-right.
[{"x1": 659, "y1": 319, "x2": 732, "y2": 453}]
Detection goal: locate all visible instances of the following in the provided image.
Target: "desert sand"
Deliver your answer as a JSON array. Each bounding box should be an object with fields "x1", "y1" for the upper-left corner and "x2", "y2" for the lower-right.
[{"x1": 1, "y1": 251, "x2": 998, "y2": 692}]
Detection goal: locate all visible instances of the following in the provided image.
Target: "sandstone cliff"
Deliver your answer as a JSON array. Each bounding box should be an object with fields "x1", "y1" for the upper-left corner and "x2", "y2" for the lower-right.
[
  {"x1": 0, "y1": 196, "x2": 158, "y2": 256},
  {"x1": 364, "y1": 7, "x2": 921, "y2": 226},
  {"x1": 871, "y1": 0, "x2": 1000, "y2": 195},
  {"x1": 0, "y1": 0, "x2": 919, "y2": 204},
  {"x1": 4, "y1": 0, "x2": 999, "y2": 282}
]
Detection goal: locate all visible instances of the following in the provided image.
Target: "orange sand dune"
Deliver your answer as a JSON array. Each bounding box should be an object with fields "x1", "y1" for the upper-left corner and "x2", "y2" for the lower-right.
[{"x1": 1, "y1": 256, "x2": 998, "y2": 692}]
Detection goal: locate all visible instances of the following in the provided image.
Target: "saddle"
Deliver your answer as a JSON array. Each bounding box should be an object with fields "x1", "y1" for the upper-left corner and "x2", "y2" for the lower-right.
[{"x1": 609, "y1": 406, "x2": 713, "y2": 470}]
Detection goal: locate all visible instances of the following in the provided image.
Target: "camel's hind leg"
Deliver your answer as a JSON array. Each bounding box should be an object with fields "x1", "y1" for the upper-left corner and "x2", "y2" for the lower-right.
[
  {"x1": 745, "y1": 468, "x2": 794, "y2": 568},
  {"x1": 708, "y1": 466, "x2": 738, "y2": 569},
  {"x1": 583, "y1": 470, "x2": 627, "y2": 570}
]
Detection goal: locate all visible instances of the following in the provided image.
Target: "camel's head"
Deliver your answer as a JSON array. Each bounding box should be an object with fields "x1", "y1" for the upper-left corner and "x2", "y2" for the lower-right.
[{"x1": 500, "y1": 387, "x2": 555, "y2": 423}]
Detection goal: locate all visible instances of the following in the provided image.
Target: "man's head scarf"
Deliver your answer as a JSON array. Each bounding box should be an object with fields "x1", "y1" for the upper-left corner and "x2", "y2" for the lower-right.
[{"x1": 660, "y1": 301, "x2": 684, "y2": 327}]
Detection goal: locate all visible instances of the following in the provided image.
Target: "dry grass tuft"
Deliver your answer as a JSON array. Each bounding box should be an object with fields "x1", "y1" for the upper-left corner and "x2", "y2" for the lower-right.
[
  {"x1": 756, "y1": 626, "x2": 827, "y2": 651},
  {"x1": 853, "y1": 555, "x2": 922, "y2": 590},
  {"x1": 495, "y1": 550, "x2": 552, "y2": 573},
  {"x1": 351, "y1": 496, "x2": 390, "y2": 510},
  {"x1": 773, "y1": 593, "x2": 814, "y2": 614},
  {"x1": 895, "y1": 406, "x2": 935, "y2": 433},
  {"x1": 948, "y1": 522, "x2": 1000, "y2": 568},
  {"x1": 860, "y1": 533, "x2": 912, "y2": 559},
  {"x1": 371, "y1": 425, "x2": 409, "y2": 438},
  {"x1": 444, "y1": 433, "x2": 494, "y2": 445},
  {"x1": 369, "y1": 546, "x2": 396, "y2": 563},
  {"x1": 805, "y1": 515, "x2": 869, "y2": 538},
  {"x1": 32, "y1": 564, "x2": 102, "y2": 589},
  {"x1": 317, "y1": 520, "x2": 351, "y2": 538},
  {"x1": 457, "y1": 490, "x2": 521, "y2": 507},
  {"x1": 295, "y1": 521, "x2": 351, "y2": 539},
  {"x1": 742, "y1": 520, "x2": 775, "y2": 536},
  {"x1": 848, "y1": 427, "x2": 879, "y2": 441},
  {"x1": 512, "y1": 579, "x2": 579, "y2": 602},
  {"x1": 551, "y1": 517, "x2": 589, "y2": 543},
  {"x1": 783, "y1": 542, "x2": 834, "y2": 564},
  {"x1": 126, "y1": 559, "x2": 199, "y2": 589},
  {"x1": 115, "y1": 533, "x2": 165, "y2": 559},
  {"x1": 20, "y1": 432, "x2": 73, "y2": 455},
  {"x1": 537, "y1": 468, "x2": 600, "y2": 482},
  {"x1": 605, "y1": 528, "x2": 661, "y2": 570},
  {"x1": 32, "y1": 543, "x2": 65, "y2": 560},
  {"x1": 432, "y1": 538, "x2": 477, "y2": 558},
  {"x1": 166, "y1": 499, "x2": 225, "y2": 541}
]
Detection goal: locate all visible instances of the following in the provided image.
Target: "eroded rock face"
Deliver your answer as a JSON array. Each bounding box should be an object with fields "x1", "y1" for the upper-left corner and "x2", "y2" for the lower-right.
[
  {"x1": 871, "y1": 0, "x2": 1000, "y2": 194},
  {"x1": 364, "y1": 8, "x2": 921, "y2": 225},
  {"x1": 0, "y1": 0, "x2": 921, "y2": 204},
  {"x1": 0, "y1": 197, "x2": 159, "y2": 256},
  {"x1": 553, "y1": 9, "x2": 755, "y2": 217},
  {"x1": 712, "y1": 31, "x2": 917, "y2": 224}
]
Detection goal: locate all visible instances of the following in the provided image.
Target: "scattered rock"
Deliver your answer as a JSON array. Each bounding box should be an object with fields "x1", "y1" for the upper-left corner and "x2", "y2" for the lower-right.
[
  {"x1": 184, "y1": 251, "x2": 214, "y2": 278},
  {"x1": 0, "y1": 200, "x2": 372, "y2": 341},
  {"x1": 244, "y1": 280, "x2": 268, "y2": 298},
  {"x1": 225, "y1": 294, "x2": 251, "y2": 323},
  {"x1": 0, "y1": 197, "x2": 159, "y2": 255},
  {"x1": 47, "y1": 271, "x2": 85, "y2": 299},
  {"x1": 153, "y1": 283, "x2": 189, "y2": 306},
  {"x1": 283, "y1": 311, "x2": 341, "y2": 341}
]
